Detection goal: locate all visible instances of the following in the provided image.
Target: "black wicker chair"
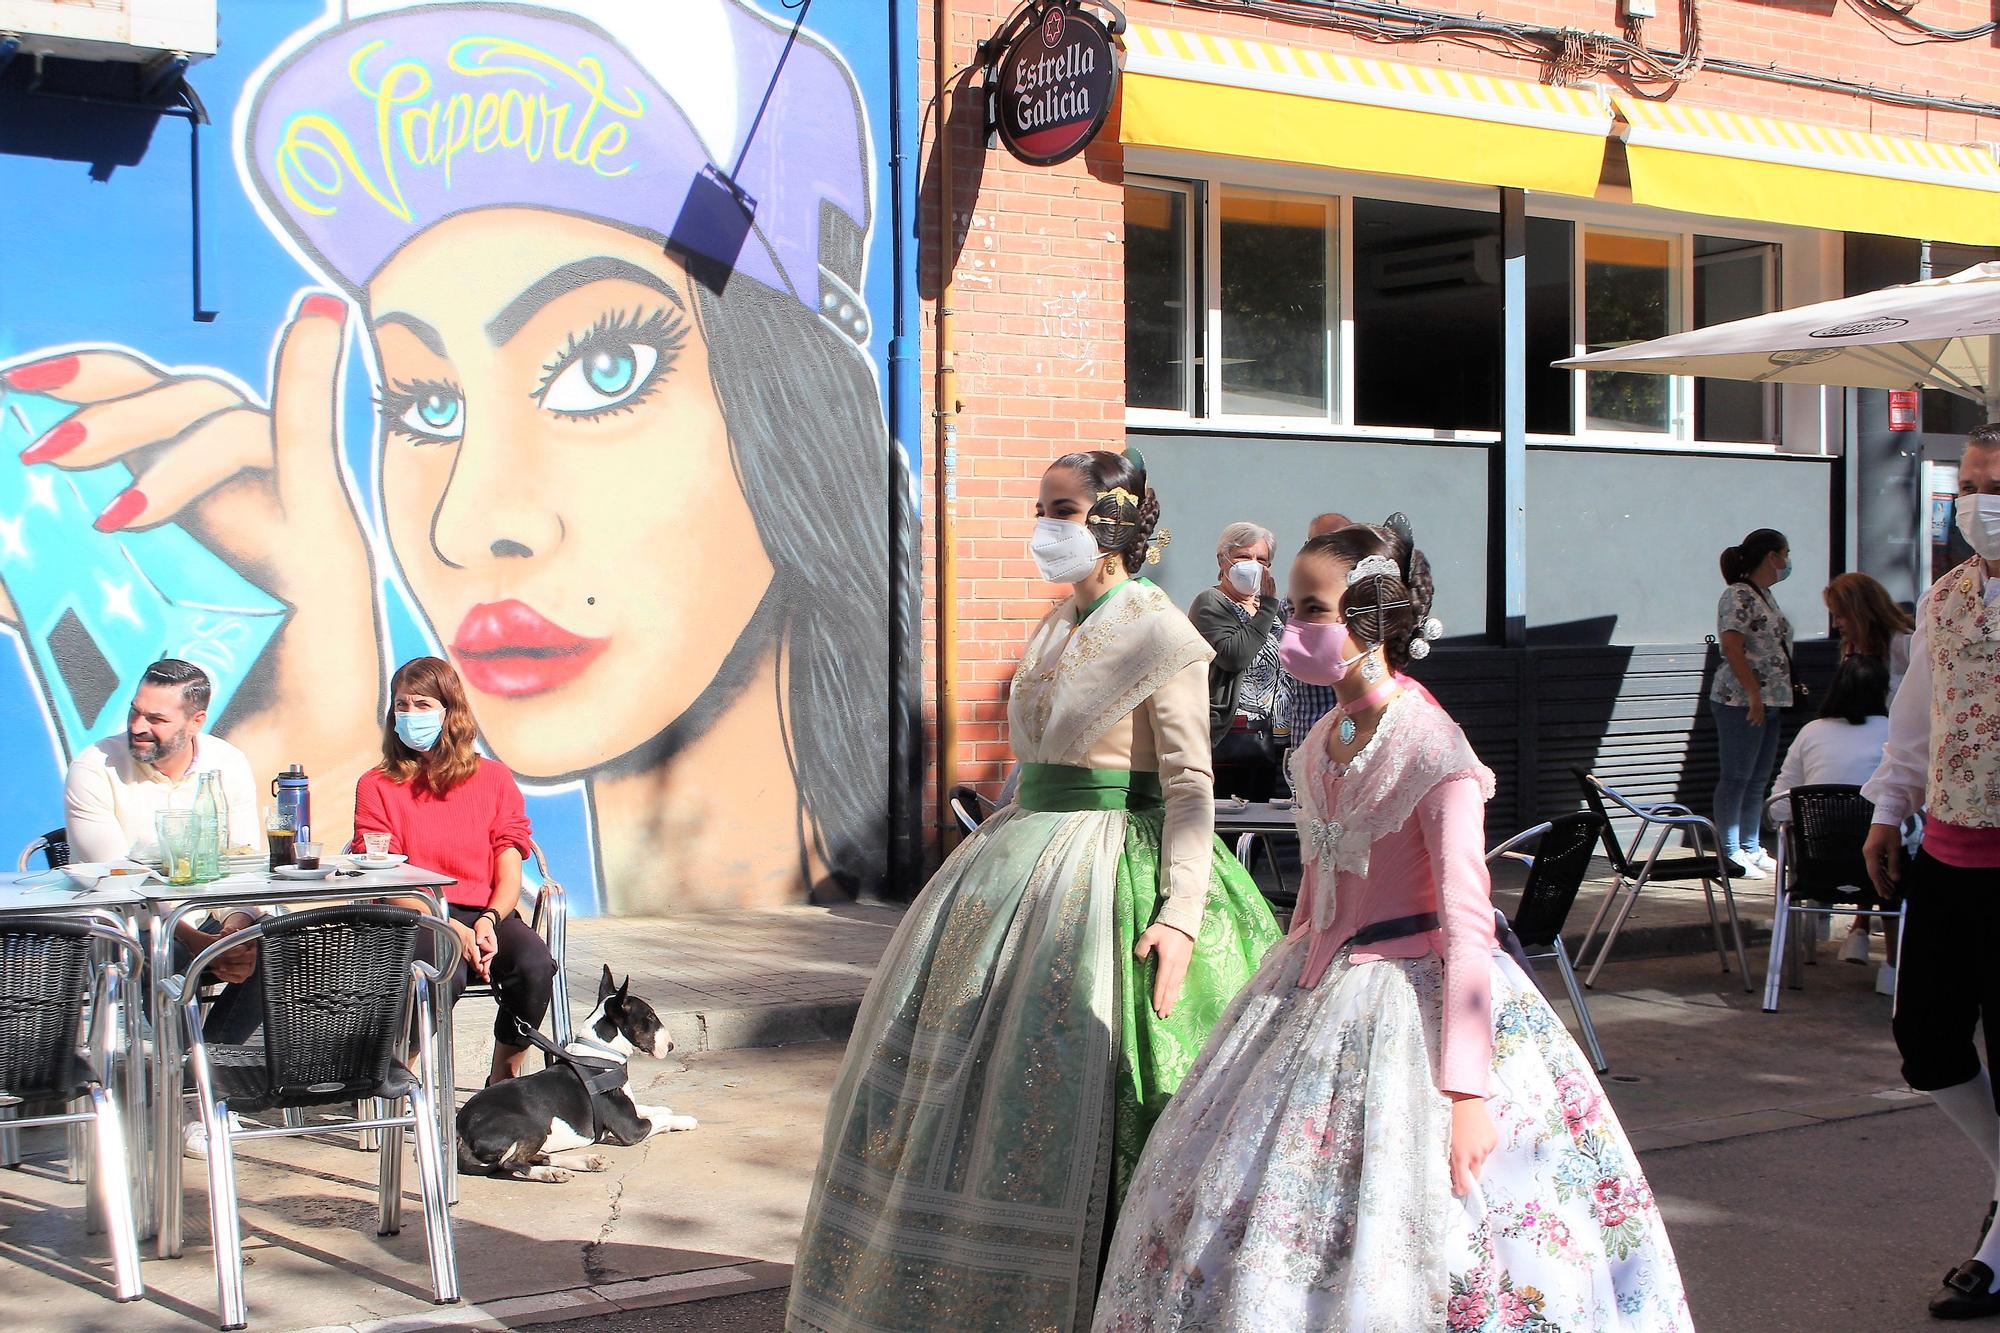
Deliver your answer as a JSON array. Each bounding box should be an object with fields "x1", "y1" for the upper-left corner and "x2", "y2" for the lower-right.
[
  {"x1": 1572, "y1": 770, "x2": 1753, "y2": 991},
  {"x1": 947, "y1": 785, "x2": 995, "y2": 835},
  {"x1": 1762, "y1": 785, "x2": 1902, "y2": 1012},
  {"x1": 175, "y1": 904, "x2": 460, "y2": 1329},
  {"x1": 16, "y1": 827, "x2": 70, "y2": 871},
  {"x1": 0, "y1": 916, "x2": 144, "y2": 1302},
  {"x1": 1487, "y1": 814, "x2": 1610, "y2": 1073}
]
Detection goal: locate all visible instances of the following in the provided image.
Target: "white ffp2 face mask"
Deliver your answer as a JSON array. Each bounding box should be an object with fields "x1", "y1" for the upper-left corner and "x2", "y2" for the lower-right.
[
  {"x1": 1226, "y1": 559, "x2": 1264, "y2": 595},
  {"x1": 1958, "y1": 494, "x2": 2000, "y2": 560},
  {"x1": 1030, "y1": 517, "x2": 1103, "y2": 584}
]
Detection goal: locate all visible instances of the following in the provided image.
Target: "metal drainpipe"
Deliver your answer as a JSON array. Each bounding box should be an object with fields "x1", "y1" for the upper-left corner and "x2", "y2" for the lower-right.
[{"x1": 934, "y1": 0, "x2": 963, "y2": 847}]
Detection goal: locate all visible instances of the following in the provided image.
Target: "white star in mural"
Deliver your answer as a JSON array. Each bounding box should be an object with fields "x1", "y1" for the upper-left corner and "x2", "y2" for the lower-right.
[
  {"x1": 24, "y1": 469, "x2": 58, "y2": 514},
  {"x1": 0, "y1": 513, "x2": 25, "y2": 562},
  {"x1": 99, "y1": 577, "x2": 141, "y2": 628}
]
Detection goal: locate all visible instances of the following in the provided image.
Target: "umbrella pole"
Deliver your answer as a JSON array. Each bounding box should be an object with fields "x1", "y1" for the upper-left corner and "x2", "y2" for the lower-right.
[{"x1": 1987, "y1": 335, "x2": 2000, "y2": 421}]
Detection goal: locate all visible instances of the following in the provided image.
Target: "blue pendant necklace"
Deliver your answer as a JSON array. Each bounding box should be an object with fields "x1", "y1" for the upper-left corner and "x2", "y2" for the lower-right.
[{"x1": 1335, "y1": 673, "x2": 1397, "y2": 749}]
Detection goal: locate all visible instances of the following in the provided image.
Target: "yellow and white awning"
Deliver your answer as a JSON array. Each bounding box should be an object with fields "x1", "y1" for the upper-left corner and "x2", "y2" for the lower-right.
[
  {"x1": 1615, "y1": 97, "x2": 2000, "y2": 245},
  {"x1": 1120, "y1": 24, "x2": 1613, "y2": 197}
]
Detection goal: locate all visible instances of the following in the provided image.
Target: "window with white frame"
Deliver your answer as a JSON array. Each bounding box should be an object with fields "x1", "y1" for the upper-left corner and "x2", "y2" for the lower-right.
[{"x1": 1123, "y1": 172, "x2": 1793, "y2": 447}]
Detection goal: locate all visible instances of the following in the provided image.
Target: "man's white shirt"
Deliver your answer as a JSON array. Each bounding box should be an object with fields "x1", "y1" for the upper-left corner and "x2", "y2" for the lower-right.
[{"x1": 63, "y1": 731, "x2": 261, "y2": 862}]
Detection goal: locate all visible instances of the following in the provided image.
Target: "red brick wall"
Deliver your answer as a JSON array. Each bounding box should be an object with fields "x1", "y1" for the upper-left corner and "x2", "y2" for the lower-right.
[{"x1": 912, "y1": 0, "x2": 2000, "y2": 862}]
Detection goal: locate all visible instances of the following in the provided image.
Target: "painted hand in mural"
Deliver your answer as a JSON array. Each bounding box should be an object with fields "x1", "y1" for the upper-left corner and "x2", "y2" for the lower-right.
[{"x1": 2, "y1": 297, "x2": 383, "y2": 845}]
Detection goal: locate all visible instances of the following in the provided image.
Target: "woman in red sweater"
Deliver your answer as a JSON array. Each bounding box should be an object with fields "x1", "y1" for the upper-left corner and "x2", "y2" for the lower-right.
[{"x1": 353, "y1": 656, "x2": 554, "y2": 1084}]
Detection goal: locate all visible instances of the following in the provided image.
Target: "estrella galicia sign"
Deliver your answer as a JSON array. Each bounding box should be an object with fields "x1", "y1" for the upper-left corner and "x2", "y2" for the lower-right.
[{"x1": 996, "y1": 4, "x2": 1117, "y2": 166}]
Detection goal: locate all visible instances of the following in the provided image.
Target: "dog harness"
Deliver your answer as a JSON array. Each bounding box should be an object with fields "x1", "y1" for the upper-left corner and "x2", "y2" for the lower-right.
[{"x1": 503, "y1": 1012, "x2": 629, "y2": 1140}]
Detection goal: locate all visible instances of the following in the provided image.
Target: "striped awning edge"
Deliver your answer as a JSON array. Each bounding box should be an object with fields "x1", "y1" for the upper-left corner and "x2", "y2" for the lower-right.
[
  {"x1": 1124, "y1": 24, "x2": 1613, "y2": 139},
  {"x1": 1616, "y1": 97, "x2": 2000, "y2": 195}
]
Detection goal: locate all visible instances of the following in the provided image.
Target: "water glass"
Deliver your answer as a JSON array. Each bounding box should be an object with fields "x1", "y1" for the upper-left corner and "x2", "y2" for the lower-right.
[
  {"x1": 156, "y1": 811, "x2": 200, "y2": 887},
  {"x1": 294, "y1": 841, "x2": 323, "y2": 871},
  {"x1": 363, "y1": 831, "x2": 391, "y2": 860}
]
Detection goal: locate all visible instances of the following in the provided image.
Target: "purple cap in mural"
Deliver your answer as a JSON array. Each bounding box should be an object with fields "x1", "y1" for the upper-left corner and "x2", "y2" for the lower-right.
[{"x1": 245, "y1": 0, "x2": 872, "y2": 342}]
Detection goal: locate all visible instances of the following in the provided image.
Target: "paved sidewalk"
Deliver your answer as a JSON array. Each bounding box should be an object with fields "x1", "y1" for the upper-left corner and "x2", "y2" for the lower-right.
[
  {"x1": 0, "y1": 943, "x2": 1916, "y2": 1332},
  {"x1": 588, "y1": 855, "x2": 1788, "y2": 1054}
]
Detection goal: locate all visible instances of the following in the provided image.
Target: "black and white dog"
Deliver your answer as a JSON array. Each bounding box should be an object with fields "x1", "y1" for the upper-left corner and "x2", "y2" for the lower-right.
[{"x1": 456, "y1": 966, "x2": 698, "y2": 1182}]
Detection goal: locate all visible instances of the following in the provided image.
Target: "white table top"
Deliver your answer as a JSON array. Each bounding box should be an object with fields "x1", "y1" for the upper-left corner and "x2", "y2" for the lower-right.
[
  {"x1": 1213, "y1": 800, "x2": 1303, "y2": 829},
  {"x1": 0, "y1": 859, "x2": 455, "y2": 913}
]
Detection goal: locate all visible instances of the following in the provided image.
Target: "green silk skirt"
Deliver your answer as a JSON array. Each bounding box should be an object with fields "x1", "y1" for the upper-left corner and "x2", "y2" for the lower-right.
[{"x1": 788, "y1": 766, "x2": 1280, "y2": 1333}]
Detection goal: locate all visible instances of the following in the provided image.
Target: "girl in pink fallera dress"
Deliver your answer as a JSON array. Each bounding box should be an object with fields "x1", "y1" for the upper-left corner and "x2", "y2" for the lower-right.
[{"x1": 1095, "y1": 519, "x2": 1692, "y2": 1332}]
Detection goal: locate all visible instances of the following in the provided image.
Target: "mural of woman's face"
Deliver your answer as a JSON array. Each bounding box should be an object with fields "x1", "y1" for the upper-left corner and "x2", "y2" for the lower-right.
[{"x1": 365, "y1": 208, "x2": 774, "y2": 779}]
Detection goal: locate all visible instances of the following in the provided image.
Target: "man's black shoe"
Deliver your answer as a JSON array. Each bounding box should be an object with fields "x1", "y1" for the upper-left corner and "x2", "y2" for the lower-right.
[{"x1": 1931, "y1": 1261, "x2": 2000, "y2": 1320}]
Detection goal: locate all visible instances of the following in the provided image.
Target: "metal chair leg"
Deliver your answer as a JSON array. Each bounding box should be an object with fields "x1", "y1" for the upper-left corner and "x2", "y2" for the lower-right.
[
  {"x1": 1697, "y1": 877, "x2": 1731, "y2": 973},
  {"x1": 1574, "y1": 873, "x2": 1628, "y2": 968},
  {"x1": 88, "y1": 1085, "x2": 144, "y2": 1302},
  {"x1": 1717, "y1": 876, "x2": 1753, "y2": 992},
  {"x1": 0, "y1": 1106, "x2": 18, "y2": 1167},
  {"x1": 1584, "y1": 875, "x2": 1649, "y2": 988},
  {"x1": 379, "y1": 1116, "x2": 406, "y2": 1236},
  {"x1": 406, "y1": 1084, "x2": 460, "y2": 1305},
  {"x1": 65, "y1": 1121, "x2": 87, "y2": 1183},
  {"x1": 1762, "y1": 888, "x2": 1790, "y2": 1012},
  {"x1": 1552, "y1": 939, "x2": 1608, "y2": 1073},
  {"x1": 206, "y1": 1107, "x2": 248, "y2": 1331}
]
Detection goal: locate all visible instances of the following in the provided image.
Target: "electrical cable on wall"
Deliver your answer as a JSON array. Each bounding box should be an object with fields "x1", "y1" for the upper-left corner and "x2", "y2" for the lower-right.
[{"x1": 1167, "y1": 0, "x2": 2000, "y2": 117}]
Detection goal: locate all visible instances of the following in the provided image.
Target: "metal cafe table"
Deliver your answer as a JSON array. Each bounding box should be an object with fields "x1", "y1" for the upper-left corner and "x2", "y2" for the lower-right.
[
  {"x1": 1214, "y1": 798, "x2": 1302, "y2": 910},
  {"x1": 144, "y1": 860, "x2": 458, "y2": 1257}
]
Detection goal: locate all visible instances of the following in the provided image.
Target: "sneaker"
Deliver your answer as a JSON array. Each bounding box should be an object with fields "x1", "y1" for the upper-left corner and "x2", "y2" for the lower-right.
[
  {"x1": 1838, "y1": 927, "x2": 1871, "y2": 965},
  {"x1": 1877, "y1": 964, "x2": 1898, "y2": 997},
  {"x1": 183, "y1": 1113, "x2": 242, "y2": 1160},
  {"x1": 1747, "y1": 850, "x2": 1777, "y2": 872},
  {"x1": 1729, "y1": 859, "x2": 1768, "y2": 881}
]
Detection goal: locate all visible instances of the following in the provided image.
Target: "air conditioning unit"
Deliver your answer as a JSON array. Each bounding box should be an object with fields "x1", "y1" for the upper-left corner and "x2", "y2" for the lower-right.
[
  {"x1": 1370, "y1": 236, "x2": 1502, "y2": 293},
  {"x1": 0, "y1": 0, "x2": 216, "y2": 64}
]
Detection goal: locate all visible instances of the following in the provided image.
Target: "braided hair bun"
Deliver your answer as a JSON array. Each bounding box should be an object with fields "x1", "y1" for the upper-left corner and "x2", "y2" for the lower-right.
[
  {"x1": 1052, "y1": 448, "x2": 1160, "y2": 574},
  {"x1": 1302, "y1": 520, "x2": 1438, "y2": 670}
]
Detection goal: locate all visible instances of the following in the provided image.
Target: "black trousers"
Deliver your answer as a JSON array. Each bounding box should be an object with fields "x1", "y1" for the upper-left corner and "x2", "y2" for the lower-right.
[
  {"x1": 436, "y1": 904, "x2": 557, "y2": 1046},
  {"x1": 1892, "y1": 851, "x2": 2000, "y2": 1106}
]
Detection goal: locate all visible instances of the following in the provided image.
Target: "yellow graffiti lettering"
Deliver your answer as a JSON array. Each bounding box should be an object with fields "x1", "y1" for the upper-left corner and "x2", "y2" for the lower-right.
[{"x1": 272, "y1": 33, "x2": 647, "y2": 222}]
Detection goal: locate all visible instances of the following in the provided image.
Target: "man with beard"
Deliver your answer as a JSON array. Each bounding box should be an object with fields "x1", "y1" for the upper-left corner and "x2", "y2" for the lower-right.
[{"x1": 63, "y1": 658, "x2": 266, "y2": 1154}]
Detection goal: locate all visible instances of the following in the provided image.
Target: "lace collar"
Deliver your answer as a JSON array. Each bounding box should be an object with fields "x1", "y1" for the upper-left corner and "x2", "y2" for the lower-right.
[{"x1": 1293, "y1": 689, "x2": 1493, "y2": 931}]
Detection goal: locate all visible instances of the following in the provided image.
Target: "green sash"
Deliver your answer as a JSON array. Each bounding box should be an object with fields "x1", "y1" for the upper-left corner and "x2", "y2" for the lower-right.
[{"x1": 1017, "y1": 764, "x2": 1164, "y2": 813}]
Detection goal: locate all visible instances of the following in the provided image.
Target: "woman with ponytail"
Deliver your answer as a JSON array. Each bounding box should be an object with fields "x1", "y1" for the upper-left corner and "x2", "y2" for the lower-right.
[
  {"x1": 1096, "y1": 519, "x2": 1691, "y2": 1332},
  {"x1": 790, "y1": 450, "x2": 1279, "y2": 1333},
  {"x1": 1711, "y1": 528, "x2": 1796, "y2": 878}
]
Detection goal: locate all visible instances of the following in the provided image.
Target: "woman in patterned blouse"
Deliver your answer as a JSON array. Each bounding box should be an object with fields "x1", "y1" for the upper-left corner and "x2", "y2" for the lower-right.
[{"x1": 1710, "y1": 528, "x2": 1794, "y2": 878}]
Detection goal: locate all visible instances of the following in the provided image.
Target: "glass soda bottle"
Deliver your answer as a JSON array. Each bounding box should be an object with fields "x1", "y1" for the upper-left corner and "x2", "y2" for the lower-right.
[{"x1": 192, "y1": 770, "x2": 223, "y2": 882}]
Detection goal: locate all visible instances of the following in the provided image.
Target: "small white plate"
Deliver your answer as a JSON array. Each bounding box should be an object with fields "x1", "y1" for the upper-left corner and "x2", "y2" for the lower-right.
[
  {"x1": 350, "y1": 854, "x2": 408, "y2": 870},
  {"x1": 273, "y1": 864, "x2": 335, "y2": 880}
]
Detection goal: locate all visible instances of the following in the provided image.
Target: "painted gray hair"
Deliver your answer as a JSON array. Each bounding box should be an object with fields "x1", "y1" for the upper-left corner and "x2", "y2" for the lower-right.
[{"x1": 1216, "y1": 521, "x2": 1275, "y2": 561}]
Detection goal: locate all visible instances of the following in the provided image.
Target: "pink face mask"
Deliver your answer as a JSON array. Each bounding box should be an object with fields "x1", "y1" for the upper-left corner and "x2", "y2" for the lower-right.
[{"x1": 1278, "y1": 619, "x2": 1358, "y2": 685}]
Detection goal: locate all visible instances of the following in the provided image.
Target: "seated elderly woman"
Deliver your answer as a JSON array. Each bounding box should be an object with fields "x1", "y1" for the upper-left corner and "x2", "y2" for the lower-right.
[
  {"x1": 352, "y1": 656, "x2": 555, "y2": 1085},
  {"x1": 1188, "y1": 520, "x2": 1287, "y2": 801}
]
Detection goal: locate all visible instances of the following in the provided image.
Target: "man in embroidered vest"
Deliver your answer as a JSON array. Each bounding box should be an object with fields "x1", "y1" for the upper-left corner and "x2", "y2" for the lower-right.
[{"x1": 1865, "y1": 423, "x2": 2000, "y2": 1320}]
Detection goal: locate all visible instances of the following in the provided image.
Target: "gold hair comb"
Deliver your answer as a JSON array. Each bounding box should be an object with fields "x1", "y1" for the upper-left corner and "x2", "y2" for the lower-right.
[{"x1": 1096, "y1": 486, "x2": 1140, "y2": 510}]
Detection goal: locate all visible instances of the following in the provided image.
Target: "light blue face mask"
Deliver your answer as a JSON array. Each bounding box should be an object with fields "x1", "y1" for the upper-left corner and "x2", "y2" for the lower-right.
[
  {"x1": 395, "y1": 710, "x2": 445, "y2": 752},
  {"x1": 1774, "y1": 560, "x2": 1793, "y2": 584}
]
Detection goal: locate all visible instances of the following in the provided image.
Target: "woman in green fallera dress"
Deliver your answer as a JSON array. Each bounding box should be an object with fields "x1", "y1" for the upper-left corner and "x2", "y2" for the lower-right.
[{"x1": 787, "y1": 450, "x2": 1281, "y2": 1333}]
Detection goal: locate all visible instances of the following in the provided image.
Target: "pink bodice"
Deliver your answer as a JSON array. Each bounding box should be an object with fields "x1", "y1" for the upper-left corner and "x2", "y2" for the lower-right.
[{"x1": 1292, "y1": 701, "x2": 1498, "y2": 1097}]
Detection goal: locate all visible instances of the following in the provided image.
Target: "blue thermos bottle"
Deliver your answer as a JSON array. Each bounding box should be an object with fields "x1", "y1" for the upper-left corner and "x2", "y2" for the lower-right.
[{"x1": 273, "y1": 764, "x2": 311, "y2": 840}]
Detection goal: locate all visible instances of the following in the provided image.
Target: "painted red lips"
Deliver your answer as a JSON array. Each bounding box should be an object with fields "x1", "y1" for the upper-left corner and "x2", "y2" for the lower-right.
[{"x1": 451, "y1": 600, "x2": 609, "y2": 698}]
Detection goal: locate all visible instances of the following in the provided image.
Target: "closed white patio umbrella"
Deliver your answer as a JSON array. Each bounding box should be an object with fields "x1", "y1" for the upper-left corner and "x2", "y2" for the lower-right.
[{"x1": 1559, "y1": 262, "x2": 2000, "y2": 415}]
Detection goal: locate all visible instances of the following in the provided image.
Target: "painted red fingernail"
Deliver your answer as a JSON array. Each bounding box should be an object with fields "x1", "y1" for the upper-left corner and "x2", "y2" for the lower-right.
[
  {"x1": 20, "y1": 419, "x2": 85, "y2": 464},
  {"x1": 4, "y1": 355, "x2": 80, "y2": 393},
  {"x1": 93, "y1": 489, "x2": 146, "y2": 532},
  {"x1": 298, "y1": 293, "x2": 348, "y2": 325}
]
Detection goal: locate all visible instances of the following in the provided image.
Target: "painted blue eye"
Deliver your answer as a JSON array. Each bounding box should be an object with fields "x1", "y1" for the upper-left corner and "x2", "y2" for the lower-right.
[
  {"x1": 543, "y1": 343, "x2": 659, "y2": 416},
  {"x1": 397, "y1": 389, "x2": 464, "y2": 440},
  {"x1": 585, "y1": 350, "x2": 635, "y2": 396}
]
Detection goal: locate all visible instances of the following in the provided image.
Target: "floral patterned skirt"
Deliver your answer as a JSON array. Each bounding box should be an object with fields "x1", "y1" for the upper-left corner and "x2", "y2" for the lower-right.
[{"x1": 1094, "y1": 933, "x2": 1692, "y2": 1333}]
